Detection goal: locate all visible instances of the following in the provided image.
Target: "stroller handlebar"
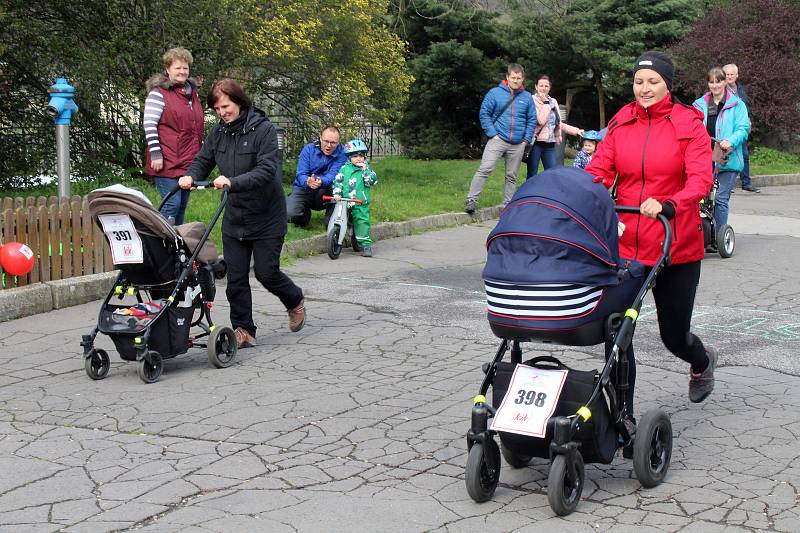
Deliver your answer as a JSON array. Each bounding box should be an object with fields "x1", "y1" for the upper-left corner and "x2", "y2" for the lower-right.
[{"x1": 614, "y1": 205, "x2": 672, "y2": 261}]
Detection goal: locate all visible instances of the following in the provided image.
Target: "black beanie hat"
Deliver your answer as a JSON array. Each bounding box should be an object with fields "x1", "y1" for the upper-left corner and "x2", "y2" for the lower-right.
[{"x1": 632, "y1": 51, "x2": 675, "y2": 91}]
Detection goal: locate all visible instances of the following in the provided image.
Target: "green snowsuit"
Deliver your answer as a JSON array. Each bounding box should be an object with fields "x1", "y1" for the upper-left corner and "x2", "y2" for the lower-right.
[{"x1": 332, "y1": 160, "x2": 378, "y2": 247}]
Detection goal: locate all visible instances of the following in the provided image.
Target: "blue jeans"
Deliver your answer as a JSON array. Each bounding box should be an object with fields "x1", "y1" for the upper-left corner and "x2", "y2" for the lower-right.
[
  {"x1": 526, "y1": 141, "x2": 557, "y2": 179},
  {"x1": 154, "y1": 177, "x2": 190, "y2": 225},
  {"x1": 714, "y1": 171, "x2": 737, "y2": 227}
]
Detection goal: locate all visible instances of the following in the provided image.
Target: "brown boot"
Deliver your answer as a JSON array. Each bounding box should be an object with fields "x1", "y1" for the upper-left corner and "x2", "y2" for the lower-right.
[
  {"x1": 234, "y1": 327, "x2": 256, "y2": 349},
  {"x1": 288, "y1": 299, "x2": 306, "y2": 332}
]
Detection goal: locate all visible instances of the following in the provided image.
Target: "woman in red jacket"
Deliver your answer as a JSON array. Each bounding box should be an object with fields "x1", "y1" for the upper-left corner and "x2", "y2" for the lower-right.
[{"x1": 586, "y1": 51, "x2": 718, "y2": 412}]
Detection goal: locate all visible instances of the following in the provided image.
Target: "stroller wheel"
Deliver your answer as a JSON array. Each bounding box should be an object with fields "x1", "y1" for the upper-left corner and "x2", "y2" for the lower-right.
[
  {"x1": 465, "y1": 440, "x2": 501, "y2": 502},
  {"x1": 84, "y1": 349, "x2": 110, "y2": 380},
  {"x1": 327, "y1": 226, "x2": 342, "y2": 260},
  {"x1": 500, "y1": 441, "x2": 532, "y2": 468},
  {"x1": 716, "y1": 224, "x2": 735, "y2": 258},
  {"x1": 137, "y1": 350, "x2": 163, "y2": 384},
  {"x1": 547, "y1": 451, "x2": 584, "y2": 516},
  {"x1": 633, "y1": 409, "x2": 672, "y2": 488},
  {"x1": 208, "y1": 327, "x2": 237, "y2": 368}
]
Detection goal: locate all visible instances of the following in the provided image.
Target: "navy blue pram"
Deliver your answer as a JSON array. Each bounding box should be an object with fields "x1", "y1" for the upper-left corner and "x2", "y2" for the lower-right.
[
  {"x1": 483, "y1": 166, "x2": 643, "y2": 345},
  {"x1": 465, "y1": 166, "x2": 675, "y2": 516}
]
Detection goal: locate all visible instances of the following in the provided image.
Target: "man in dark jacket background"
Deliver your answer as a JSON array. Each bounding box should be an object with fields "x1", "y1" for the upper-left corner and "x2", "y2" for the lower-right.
[
  {"x1": 723, "y1": 63, "x2": 759, "y2": 193},
  {"x1": 181, "y1": 79, "x2": 305, "y2": 349},
  {"x1": 287, "y1": 126, "x2": 348, "y2": 227},
  {"x1": 464, "y1": 63, "x2": 536, "y2": 214}
]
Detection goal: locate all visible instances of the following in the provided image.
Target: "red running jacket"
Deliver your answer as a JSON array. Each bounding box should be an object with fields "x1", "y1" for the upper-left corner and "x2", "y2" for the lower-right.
[{"x1": 586, "y1": 95, "x2": 712, "y2": 266}]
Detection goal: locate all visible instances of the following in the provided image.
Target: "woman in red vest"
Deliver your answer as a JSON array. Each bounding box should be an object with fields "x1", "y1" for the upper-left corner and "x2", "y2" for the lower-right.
[
  {"x1": 586, "y1": 51, "x2": 718, "y2": 415},
  {"x1": 143, "y1": 47, "x2": 205, "y2": 225}
]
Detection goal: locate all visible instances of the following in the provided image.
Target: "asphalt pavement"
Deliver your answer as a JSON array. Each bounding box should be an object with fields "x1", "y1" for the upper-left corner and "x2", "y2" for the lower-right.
[{"x1": 0, "y1": 185, "x2": 798, "y2": 532}]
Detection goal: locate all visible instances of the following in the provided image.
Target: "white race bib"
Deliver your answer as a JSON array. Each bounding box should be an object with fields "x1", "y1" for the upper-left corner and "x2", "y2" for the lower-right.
[
  {"x1": 98, "y1": 214, "x2": 144, "y2": 264},
  {"x1": 490, "y1": 365, "x2": 568, "y2": 438}
]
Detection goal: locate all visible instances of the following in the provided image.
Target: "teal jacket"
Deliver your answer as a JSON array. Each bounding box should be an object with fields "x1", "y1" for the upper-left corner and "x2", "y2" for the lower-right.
[
  {"x1": 693, "y1": 88, "x2": 751, "y2": 173},
  {"x1": 332, "y1": 160, "x2": 378, "y2": 204}
]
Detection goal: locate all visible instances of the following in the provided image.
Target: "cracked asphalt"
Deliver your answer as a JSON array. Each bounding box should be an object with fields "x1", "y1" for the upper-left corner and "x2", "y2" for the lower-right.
[{"x1": 1, "y1": 185, "x2": 798, "y2": 532}]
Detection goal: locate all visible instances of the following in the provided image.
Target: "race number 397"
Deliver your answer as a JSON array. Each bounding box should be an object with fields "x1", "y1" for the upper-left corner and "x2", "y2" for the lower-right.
[
  {"x1": 111, "y1": 230, "x2": 133, "y2": 241},
  {"x1": 98, "y1": 214, "x2": 144, "y2": 264}
]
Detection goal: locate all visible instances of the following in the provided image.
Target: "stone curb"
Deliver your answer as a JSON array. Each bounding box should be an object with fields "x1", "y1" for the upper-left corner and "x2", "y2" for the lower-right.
[
  {"x1": 0, "y1": 271, "x2": 117, "y2": 323},
  {"x1": 752, "y1": 173, "x2": 800, "y2": 187},
  {"x1": 281, "y1": 205, "x2": 502, "y2": 258},
  {"x1": 1, "y1": 172, "x2": 796, "y2": 323}
]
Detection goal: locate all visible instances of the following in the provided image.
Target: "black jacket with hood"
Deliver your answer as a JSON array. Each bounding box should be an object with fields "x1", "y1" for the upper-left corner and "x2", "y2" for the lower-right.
[{"x1": 186, "y1": 107, "x2": 287, "y2": 239}]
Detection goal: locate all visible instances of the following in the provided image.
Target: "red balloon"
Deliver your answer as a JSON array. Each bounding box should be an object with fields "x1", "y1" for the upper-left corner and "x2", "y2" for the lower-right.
[{"x1": 0, "y1": 242, "x2": 35, "y2": 276}]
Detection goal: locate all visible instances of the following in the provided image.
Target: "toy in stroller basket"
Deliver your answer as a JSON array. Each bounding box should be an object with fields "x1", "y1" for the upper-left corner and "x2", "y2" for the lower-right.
[
  {"x1": 80, "y1": 182, "x2": 235, "y2": 383},
  {"x1": 465, "y1": 167, "x2": 674, "y2": 516}
]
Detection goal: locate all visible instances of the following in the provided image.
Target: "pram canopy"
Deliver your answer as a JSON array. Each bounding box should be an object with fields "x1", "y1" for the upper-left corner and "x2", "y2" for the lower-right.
[
  {"x1": 483, "y1": 166, "x2": 622, "y2": 288},
  {"x1": 87, "y1": 185, "x2": 219, "y2": 266},
  {"x1": 482, "y1": 167, "x2": 641, "y2": 342}
]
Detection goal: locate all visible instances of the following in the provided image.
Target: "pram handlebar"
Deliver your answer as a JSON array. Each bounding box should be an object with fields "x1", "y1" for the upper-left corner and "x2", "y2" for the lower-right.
[
  {"x1": 158, "y1": 181, "x2": 229, "y2": 213},
  {"x1": 578, "y1": 205, "x2": 673, "y2": 410},
  {"x1": 322, "y1": 195, "x2": 364, "y2": 204},
  {"x1": 156, "y1": 182, "x2": 230, "y2": 303}
]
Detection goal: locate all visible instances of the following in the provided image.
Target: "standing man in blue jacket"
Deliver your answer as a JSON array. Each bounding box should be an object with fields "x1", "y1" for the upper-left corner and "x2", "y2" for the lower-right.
[
  {"x1": 464, "y1": 64, "x2": 536, "y2": 214},
  {"x1": 287, "y1": 126, "x2": 348, "y2": 227}
]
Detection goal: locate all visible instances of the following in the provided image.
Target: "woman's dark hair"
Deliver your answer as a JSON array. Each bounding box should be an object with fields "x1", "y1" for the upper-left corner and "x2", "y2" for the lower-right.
[
  {"x1": 207, "y1": 78, "x2": 252, "y2": 109},
  {"x1": 537, "y1": 74, "x2": 551, "y2": 83}
]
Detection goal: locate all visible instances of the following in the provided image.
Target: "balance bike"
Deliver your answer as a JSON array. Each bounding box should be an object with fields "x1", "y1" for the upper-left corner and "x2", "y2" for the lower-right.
[{"x1": 323, "y1": 195, "x2": 364, "y2": 260}]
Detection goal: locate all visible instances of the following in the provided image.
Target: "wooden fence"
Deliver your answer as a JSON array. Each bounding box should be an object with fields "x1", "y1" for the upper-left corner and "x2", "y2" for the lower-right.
[{"x1": 0, "y1": 195, "x2": 113, "y2": 289}]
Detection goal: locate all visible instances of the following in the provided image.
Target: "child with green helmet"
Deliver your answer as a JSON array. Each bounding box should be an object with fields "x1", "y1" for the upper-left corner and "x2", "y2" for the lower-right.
[{"x1": 332, "y1": 139, "x2": 378, "y2": 257}]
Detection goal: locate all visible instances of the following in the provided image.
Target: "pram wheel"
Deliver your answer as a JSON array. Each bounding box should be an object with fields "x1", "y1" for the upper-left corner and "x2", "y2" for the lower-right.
[
  {"x1": 716, "y1": 224, "x2": 735, "y2": 258},
  {"x1": 328, "y1": 226, "x2": 342, "y2": 260},
  {"x1": 84, "y1": 349, "x2": 110, "y2": 380},
  {"x1": 208, "y1": 327, "x2": 237, "y2": 368},
  {"x1": 465, "y1": 440, "x2": 501, "y2": 502},
  {"x1": 137, "y1": 350, "x2": 163, "y2": 384},
  {"x1": 547, "y1": 451, "x2": 584, "y2": 516},
  {"x1": 633, "y1": 409, "x2": 672, "y2": 488},
  {"x1": 500, "y1": 441, "x2": 531, "y2": 468}
]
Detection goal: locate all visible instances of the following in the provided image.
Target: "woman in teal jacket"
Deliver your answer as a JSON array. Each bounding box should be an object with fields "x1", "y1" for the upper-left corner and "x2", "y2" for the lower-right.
[{"x1": 693, "y1": 67, "x2": 751, "y2": 228}]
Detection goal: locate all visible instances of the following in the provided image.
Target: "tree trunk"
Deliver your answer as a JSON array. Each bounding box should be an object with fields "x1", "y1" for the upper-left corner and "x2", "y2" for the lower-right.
[{"x1": 596, "y1": 74, "x2": 607, "y2": 128}]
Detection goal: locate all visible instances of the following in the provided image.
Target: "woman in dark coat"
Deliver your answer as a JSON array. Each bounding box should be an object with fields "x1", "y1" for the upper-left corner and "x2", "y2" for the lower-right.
[{"x1": 180, "y1": 79, "x2": 305, "y2": 348}]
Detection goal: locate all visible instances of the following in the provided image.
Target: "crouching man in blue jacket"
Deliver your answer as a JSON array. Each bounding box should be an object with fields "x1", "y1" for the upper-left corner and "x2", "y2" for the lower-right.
[{"x1": 287, "y1": 126, "x2": 348, "y2": 227}]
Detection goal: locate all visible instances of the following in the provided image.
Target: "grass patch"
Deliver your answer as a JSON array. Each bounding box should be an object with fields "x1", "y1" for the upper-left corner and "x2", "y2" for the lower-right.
[{"x1": 749, "y1": 146, "x2": 800, "y2": 175}]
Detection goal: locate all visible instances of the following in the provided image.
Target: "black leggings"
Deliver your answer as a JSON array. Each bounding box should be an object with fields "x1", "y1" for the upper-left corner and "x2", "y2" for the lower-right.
[
  {"x1": 615, "y1": 261, "x2": 709, "y2": 416},
  {"x1": 223, "y1": 234, "x2": 304, "y2": 337}
]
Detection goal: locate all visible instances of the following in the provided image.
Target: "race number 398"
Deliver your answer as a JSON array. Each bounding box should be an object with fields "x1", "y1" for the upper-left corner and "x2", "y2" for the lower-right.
[
  {"x1": 489, "y1": 365, "x2": 568, "y2": 438},
  {"x1": 514, "y1": 389, "x2": 547, "y2": 407}
]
